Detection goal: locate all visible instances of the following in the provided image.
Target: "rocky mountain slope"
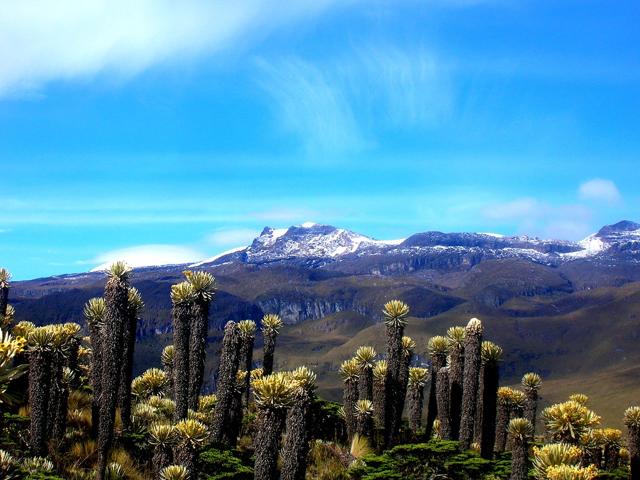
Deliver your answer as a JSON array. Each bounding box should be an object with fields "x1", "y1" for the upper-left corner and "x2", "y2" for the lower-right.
[{"x1": 9, "y1": 220, "x2": 640, "y2": 425}]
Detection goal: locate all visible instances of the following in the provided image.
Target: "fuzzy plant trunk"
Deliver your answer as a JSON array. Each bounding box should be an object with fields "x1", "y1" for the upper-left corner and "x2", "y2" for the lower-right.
[
  {"x1": 88, "y1": 320, "x2": 103, "y2": 437},
  {"x1": 188, "y1": 297, "x2": 210, "y2": 411},
  {"x1": 118, "y1": 305, "x2": 138, "y2": 432},
  {"x1": 384, "y1": 323, "x2": 404, "y2": 447},
  {"x1": 239, "y1": 334, "x2": 254, "y2": 408},
  {"x1": 524, "y1": 388, "x2": 538, "y2": 433},
  {"x1": 0, "y1": 285, "x2": 8, "y2": 317},
  {"x1": 67, "y1": 337, "x2": 81, "y2": 390},
  {"x1": 357, "y1": 413, "x2": 374, "y2": 439},
  {"x1": 254, "y1": 406, "x2": 288, "y2": 480},
  {"x1": 96, "y1": 273, "x2": 129, "y2": 480},
  {"x1": 227, "y1": 386, "x2": 244, "y2": 447},
  {"x1": 510, "y1": 434, "x2": 530, "y2": 480},
  {"x1": 494, "y1": 399, "x2": 510, "y2": 454},
  {"x1": 604, "y1": 444, "x2": 620, "y2": 470},
  {"x1": 436, "y1": 367, "x2": 452, "y2": 440},
  {"x1": 627, "y1": 423, "x2": 640, "y2": 480},
  {"x1": 458, "y1": 322, "x2": 483, "y2": 450},
  {"x1": 174, "y1": 442, "x2": 198, "y2": 479},
  {"x1": 425, "y1": 353, "x2": 447, "y2": 440},
  {"x1": 474, "y1": 364, "x2": 485, "y2": 444},
  {"x1": 262, "y1": 331, "x2": 278, "y2": 376},
  {"x1": 152, "y1": 445, "x2": 173, "y2": 479},
  {"x1": 281, "y1": 391, "x2": 314, "y2": 480},
  {"x1": 29, "y1": 349, "x2": 52, "y2": 455},
  {"x1": 408, "y1": 383, "x2": 426, "y2": 435},
  {"x1": 47, "y1": 353, "x2": 64, "y2": 440},
  {"x1": 359, "y1": 366, "x2": 373, "y2": 402},
  {"x1": 480, "y1": 361, "x2": 500, "y2": 459},
  {"x1": 344, "y1": 378, "x2": 359, "y2": 442},
  {"x1": 172, "y1": 301, "x2": 192, "y2": 421},
  {"x1": 373, "y1": 377, "x2": 386, "y2": 431},
  {"x1": 396, "y1": 350, "x2": 413, "y2": 432},
  {"x1": 211, "y1": 321, "x2": 241, "y2": 445},
  {"x1": 51, "y1": 362, "x2": 70, "y2": 441},
  {"x1": 449, "y1": 342, "x2": 464, "y2": 441},
  {"x1": 506, "y1": 405, "x2": 524, "y2": 451}
]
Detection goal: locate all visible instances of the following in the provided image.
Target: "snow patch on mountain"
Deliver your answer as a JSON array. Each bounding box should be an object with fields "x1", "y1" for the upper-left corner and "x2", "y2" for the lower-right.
[{"x1": 190, "y1": 246, "x2": 247, "y2": 267}]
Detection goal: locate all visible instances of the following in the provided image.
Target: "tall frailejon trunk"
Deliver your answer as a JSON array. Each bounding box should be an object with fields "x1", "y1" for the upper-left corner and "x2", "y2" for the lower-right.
[
  {"x1": 458, "y1": 318, "x2": 483, "y2": 450},
  {"x1": 408, "y1": 383, "x2": 425, "y2": 435},
  {"x1": 510, "y1": 431, "x2": 530, "y2": 480},
  {"x1": 52, "y1": 367, "x2": 72, "y2": 440},
  {"x1": 152, "y1": 445, "x2": 172, "y2": 478},
  {"x1": 356, "y1": 409, "x2": 374, "y2": 439},
  {"x1": 161, "y1": 346, "x2": 175, "y2": 399},
  {"x1": 524, "y1": 388, "x2": 538, "y2": 431},
  {"x1": 262, "y1": 331, "x2": 277, "y2": 376},
  {"x1": 0, "y1": 276, "x2": 8, "y2": 318},
  {"x1": 172, "y1": 293, "x2": 192, "y2": 421},
  {"x1": 119, "y1": 289, "x2": 141, "y2": 432},
  {"x1": 281, "y1": 390, "x2": 314, "y2": 480},
  {"x1": 254, "y1": 407, "x2": 288, "y2": 480},
  {"x1": 494, "y1": 397, "x2": 510, "y2": 453},
  {"x1": 96, "y1": 265, "x2": 130, "y2": 480},
  {"x1": 449, "y1": 342, "x2": 464, "y2": 441},
  {"x1": 174, "y1": 442, "x2": 198, "y2": 479},
  {"x1": 480, "y1": 361, "x2": 499, "y2": 459},
  {"x1": 373, "y1": 376, "x2": 385, "y2": 430},
  {"x1": 425, "y1": 352, "x2": 447, "y2": 440},
  {"x1": 474, "y1": 364, "x2": 485, "y2": 444},
  {"x1": 238, "y1": 322, "x2": 256, "y2": 408},
  {"x1": 29, "y1": 348, "x2": 52, "y2": 455},
  {"x1": 384, "y1": 323, "x2": 404, "y2": 446},
  {"x1": 211, "y1": 321, "x2": 241, "y2": 445},
  {"x1": 87, "y1": 314, "x2": 104, "y2": 437},
  {"x1": 626, "y1": 419, "x2": 640, "y2": 480},
  {"x1": 344, "y1": 378, "x2": 359, "y2": 442},
  {"x1": 436, "y1": 367, "x2": 451, "y2": 440},
  {"x1": 47, "y1": 351, "x2": 64, "y2": 440},
  {"x1": 395, "y1": 338, "x2": 414, "y2": 434},
  {"x1": 359, "y1": 366, "x2": 373, "y2": 402},
  {"x1": 227, "y1": 381, "x2": 245, "y2": 447},
  {"x1": 188, "y1": 296, "x2": 209, "y2": 411}
]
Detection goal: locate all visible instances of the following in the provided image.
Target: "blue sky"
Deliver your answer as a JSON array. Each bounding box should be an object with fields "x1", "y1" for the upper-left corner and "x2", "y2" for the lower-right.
[{"x1": 1, "y1": 0, "x2": 639, "y2": 280}]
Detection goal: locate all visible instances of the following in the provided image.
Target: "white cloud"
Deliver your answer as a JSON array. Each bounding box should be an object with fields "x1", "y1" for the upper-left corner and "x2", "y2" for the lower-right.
[
  {"x1": 483, "y1": 197, "x2": 539, "y2": 220},
  {"x1": 89, "y1": 244, "x2": 205, "y2": 271},
  {"x1": 578, "y1": 178, "x2": 621, "y2": 203},
  {"x1": 0, "y1": 0, "x2": 344, "y2": 97},
  {"x1": 256, "y1": 46, "x2": 452, "y2": 153},
  {"x1": 205, "y1": 228, "x2": 260, "y2": 246}
]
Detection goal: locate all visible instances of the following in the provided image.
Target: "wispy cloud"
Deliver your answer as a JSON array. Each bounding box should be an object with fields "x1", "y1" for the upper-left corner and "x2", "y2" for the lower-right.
[
  {"x1": 87, "y1": 244, "x2": 206, "y2": 271},
  {"x1": 256, "y1": 46, "x2": 452, "y2": 154},
  {"x1": 205, "y1": 228, "x2": 260, "y2": 246},
  {"x1": 578, "y1": 178, "x2": 622, "y2": 204},
  {"x1": 0, "y1": 0, "x2": 345, "y2": 98},
  {"x1": 482, "y1": 196, "x2": 593, "y2": 240}
]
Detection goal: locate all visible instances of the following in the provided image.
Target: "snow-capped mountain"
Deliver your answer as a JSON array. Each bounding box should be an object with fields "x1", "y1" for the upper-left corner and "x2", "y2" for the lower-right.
[{"x1": 87, "y1": 220, "x2": 640, "y2": 273}]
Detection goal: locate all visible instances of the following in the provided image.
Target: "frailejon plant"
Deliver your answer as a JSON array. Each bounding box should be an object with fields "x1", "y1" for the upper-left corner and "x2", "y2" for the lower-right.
[
  {"x1": 355, "y1": 399, "x2": 374, "y2": 439},
  {"x1": 396, "y1": 336, "x2": 416, "y2": 431},
  {"x1": 372, "y1": 360, "x2": 387, "y2": 432},
  {"x1": 508, "y1": 418, "x2": 533, "y2": 480},
  {"x1": 354, "y1": 346, "x2": 376, "y2": 402},
  {"x1": 436, "y1": 366, "x2": 452, "y2": 440},
  {"x1": 27, "y1": 326, "x2": 55, "y2": 455},
  {"x1": 479, "y1": 341, "x2": 502, "y2": 459},
  {"x1": 96, "y1": 261, "x2": 131, "y2": 480},
  {"x1": 171, "y1": 281, "x2": 196, "y2": 421},
  {"x1": 624, "y1": 406, "x2": 640, "y2": 480},
  {"x1": 252, "y1": 372, "x2": 297, "y2": 480},
  {"x1": 119, "y1": 287, "x2": 144, "y2": 432},
  {"x1": 340, "y1": 357, "x2": 360, "y2": 442},
  {"x1": 211, "y1": 321, "x2": 241, "y2": 446},
  {"x1": 161, "y1": 345, "x2": 175, "y2": 398},
  {"x1": 495, "y1": 387, "x2": 514, "y2": 454},
  {"x1": 237, "y1": 320, "x2": 257, "y2": 407},
  {"x1": 84, "y1": 297, "x2": 106, "y2": 436},
  {"x1": 148, "y1": 423, "x2": 176, "y2": 477},
  {"x1": 532, "y1": 443, "x2": 582, "y2": 480},
  {"x1": 446, "y1": 326, "x2": 465, "y2": 440},
  {"x1": 521, "y1": 372, "x2": 542, "y2": 432},
  {"x1": 426, "y1": 335, "x2": 449, "y2": 440},
  {"x1": 543, "y1": 400, "x2": 601, "y2": 444},
  {"x1": 0, "y1": 326, "x2": 26, "y2": 406},
  {"x1": 407, "y1": 367, "x2": 429, "y2": 435},
  {"x1": 261, "y1": 313, "x2": 283, "y2": 376},
  {"x1": 459, "y1": 318, "x2": 483, "y2": 450},
  {"x1": 282, "y1": 366, "x2": 317, "y2": 480},
  {"x1": 174, "y1": 418, "x2": 208, "y2": 478},
  {"x1": 184, "y1": 270, "x2": 216, "y2": 411},
  {"x1": 0, "y1": 269, "x2": 10, "y2": 320}
]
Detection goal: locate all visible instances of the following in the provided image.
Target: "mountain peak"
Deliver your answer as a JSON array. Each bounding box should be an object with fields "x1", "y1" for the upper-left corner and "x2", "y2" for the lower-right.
[{"x1": 597, "y1": 220, "x2": 640, "y2": 237}]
